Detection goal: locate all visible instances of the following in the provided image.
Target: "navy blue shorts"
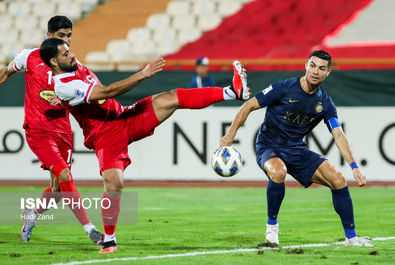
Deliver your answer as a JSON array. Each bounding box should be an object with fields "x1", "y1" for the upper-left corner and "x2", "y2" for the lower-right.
[{"x1": 256, "y1": 143, "x2": 326, "y2": 188}]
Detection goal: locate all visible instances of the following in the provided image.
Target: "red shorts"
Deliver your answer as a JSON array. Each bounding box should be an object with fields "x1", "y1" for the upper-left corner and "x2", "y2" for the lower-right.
[
  {"x1": 25, "y1": 128, "x2": 73, "y2": 170},
  {"x1": 93, "y1": 96, "x2": 161, "y2": 174}
]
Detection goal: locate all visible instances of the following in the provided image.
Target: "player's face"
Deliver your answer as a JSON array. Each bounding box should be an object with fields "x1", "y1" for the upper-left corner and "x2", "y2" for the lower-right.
[
  {"x1": 305, "y1": 56, "x2": 331, "y2": 85},
  {"x1": 56, "y1": 44, "x2": 78, "y2": 72},
  {"x1": 48, "y1": 28, "x2": 72, "y2": 45}
]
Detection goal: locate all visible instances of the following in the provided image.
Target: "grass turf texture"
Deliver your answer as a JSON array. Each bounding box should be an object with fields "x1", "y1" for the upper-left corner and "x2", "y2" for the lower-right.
[{"x1": 0, "y1": 186, "x2": 394, "y2": 265}]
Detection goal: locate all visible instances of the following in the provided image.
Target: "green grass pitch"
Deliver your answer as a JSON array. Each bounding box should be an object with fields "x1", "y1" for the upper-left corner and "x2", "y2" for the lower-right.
[{"x1": 0, "y1": 186, "x2": 394, "y2": 265}]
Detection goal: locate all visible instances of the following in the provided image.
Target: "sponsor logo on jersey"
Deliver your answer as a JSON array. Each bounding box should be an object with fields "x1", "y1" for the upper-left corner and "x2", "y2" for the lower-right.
[
  {"x1": 315, "y1": 102, "x2": 323, "y2": 113},
  {"x1": 284, "y1": 111, "x2": 315, "y2": 125},
  {"x1": 289, "y1": 99, "x2": 299, "y2": 103},
  {"x1": 262, "y1": 85, "x2": 273, "y2": 95},
  {"x1": 39, "y1": 89, "x2": 55, "y2": 101},
  {"x1": 97, "y1": 99, "x2": 106, "y2": 105},
  {"x1": 36, "y1": 63, "x2": 44, "y2": 67}
]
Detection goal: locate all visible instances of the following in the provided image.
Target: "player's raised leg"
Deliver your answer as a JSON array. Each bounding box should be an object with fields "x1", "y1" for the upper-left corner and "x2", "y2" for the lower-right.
[
  {"x1": 151, "y1": 60, "x2": 250, "y2": 122},
  {"x1": 262, "y1": 157, "x2": 287, "y2": 246},
  {"x1": 311, "y1": 161, "x2": 373, "y2": 246}
]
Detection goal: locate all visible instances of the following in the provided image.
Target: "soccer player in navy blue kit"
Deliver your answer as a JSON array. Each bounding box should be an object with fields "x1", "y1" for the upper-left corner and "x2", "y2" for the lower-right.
[{"x1": 221, "y1": 50, "x2": 372, "y2": 247}]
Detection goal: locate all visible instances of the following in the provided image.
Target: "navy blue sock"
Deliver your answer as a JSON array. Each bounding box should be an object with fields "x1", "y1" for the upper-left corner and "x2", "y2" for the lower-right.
[
  {"x1": 331, "y1": 186, "x2": 357, "y2": 239},
  {"x1": 266, "y1": 179, "x2": 285, "y2": 225}
]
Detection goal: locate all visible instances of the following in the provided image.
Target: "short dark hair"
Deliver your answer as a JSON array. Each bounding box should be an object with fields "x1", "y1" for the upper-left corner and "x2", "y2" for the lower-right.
[
  {"x1": 308, "y1": 50, "x2": 332, "y2": 68},
  {"x1": 40, "y1": 38, "x2": 66, "y2": 67},
  {"x1": 47, "y1": 16, "x2": 72, "y2": 33}
]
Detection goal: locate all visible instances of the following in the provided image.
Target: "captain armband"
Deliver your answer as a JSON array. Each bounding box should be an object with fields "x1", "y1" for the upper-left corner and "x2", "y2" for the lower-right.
[{"x1": 325, "y1": 117, "x2": 341, "y2": 132}]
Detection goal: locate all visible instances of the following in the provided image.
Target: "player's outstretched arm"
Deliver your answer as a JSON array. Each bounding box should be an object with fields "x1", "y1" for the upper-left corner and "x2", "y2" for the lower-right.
[
  {"x1": 0, "y1": 63, "x2": 17, "y2": 87},
  {"x1": 221, "y1": 97, "x2": 261, "y2": 146},
  {"x1": 331, "y1": 126, "x2": 366, "y2": 186},
  {"x1": 89, "y1": 58, "x2": 165, "y2": 101}
]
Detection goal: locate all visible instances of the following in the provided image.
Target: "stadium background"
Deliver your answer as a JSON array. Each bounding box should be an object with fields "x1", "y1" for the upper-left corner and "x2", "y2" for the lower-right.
[{"x1": 0, "y1": 0, "x2": 394, "y2": 183}]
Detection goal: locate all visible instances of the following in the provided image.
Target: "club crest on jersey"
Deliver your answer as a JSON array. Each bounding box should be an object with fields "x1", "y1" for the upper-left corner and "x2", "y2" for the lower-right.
[
  {"x1": 75, "y1": 88, "x2": 86, "y2": 97},
  {"x1": 39, "y1": 89, "x2": 55, "y2": 101},
  {"x1": 315, "y1": 102, "x2": 323, "y2": 113}
]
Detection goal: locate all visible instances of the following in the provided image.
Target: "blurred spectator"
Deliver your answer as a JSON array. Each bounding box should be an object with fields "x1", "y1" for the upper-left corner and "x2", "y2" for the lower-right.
[{"x1": 188, "y1": 57, "x2": 216, "y2": 88}]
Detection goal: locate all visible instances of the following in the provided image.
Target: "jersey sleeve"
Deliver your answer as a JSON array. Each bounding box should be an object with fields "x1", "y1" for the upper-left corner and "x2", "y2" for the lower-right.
[
  {"x1": 323, "y1": 95, "x2": 338, "y2": 121},
  {"x1": 12, "y1": 49, "x2": 35, "y2": 71},
  {"x1": 255, "y1": 81, "x2": 285, "y2": 107},
  {"x1": 55, "y1": 79, "x2": 95, "y2": 106}
]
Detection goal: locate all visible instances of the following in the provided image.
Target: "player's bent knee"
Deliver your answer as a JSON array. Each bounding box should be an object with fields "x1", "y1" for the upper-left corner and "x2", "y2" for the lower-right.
[
  {"x1": 58, "y1": 169, "x2": 71, "y2": 182},
  {"x1": 269, "y1": 168, "x2": 287, "y2": 183},
  {"x1": 51, "y1": 161, "x2": 71, "y2": 182},
  {"x1": 332, "y1": 172, "x2": 347, "y2": 189},
  {"x1": 104, "y1": 181, "x2": 123, "y2": 193},
  {"x1": 152, "y1": 90, "x2": 179, "y2": 109},
  {"x1": 103, "y1": 175, "x2": 123, "y2": 193}
]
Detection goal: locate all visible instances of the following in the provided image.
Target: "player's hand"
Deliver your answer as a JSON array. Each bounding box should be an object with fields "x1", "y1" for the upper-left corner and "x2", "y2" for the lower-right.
[
  {"x1": 48, "y1": 95, "x2": 63, "y2": 107},
  {"x1": 220, "y1": 134, "x2": 234, "y2": 147},
  {"x1": 352, "y1": 168, "x2": 366, "y2": 186},
  {"x1": 141, "y1": 57, "x2": 165, "y2": 79}
]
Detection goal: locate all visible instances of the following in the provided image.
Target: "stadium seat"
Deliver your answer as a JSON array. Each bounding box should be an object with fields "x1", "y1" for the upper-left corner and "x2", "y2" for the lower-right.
[
  {"x1": 217, "y1": 0, "x2": 242, "y2": 16},
  {"x1": 14, "y1": 16, "x2": 38, "y2": 32},
  {"x1": 192, "y1": 0, "x2": 216, "y2": 15},
  {"x1": 126, "y1": 27, "x2": 152, "y2": 43},
  {"x1": 156, "y1": 41, "x2": 181, "y2": 56},
  {"x1": 146, "y1": 14, "x2": 171, "y2": 30},
  {"x1": 8, "y1": 1, "x2": 31, "y2": 17},
  {"x1": 0, "y1": 16, "x2": 14, "y2": 32},
  {"x1": 0, "y1": 42, "x2": 25, "y2": 61},
  {"x1": 166, "y1": 0, "x2": 191, "y2": 15},
  {"x1": 86, "y1": 51, "x2": 110, "y2": 62},
  {"x1": 196, "y1": 14, "x2": 222, "y2": 31},
  {"x1": 177, "y1": 27, "x2": 202, "y2": 43},
  {"x1": 0, "y1": 1, "x2": 6, "y2": 13},
  {"x1": 152, "y1": 28, "x2": 177, "y2": 43},
  {"x1": 19, "y1": 29, "x2": 45, "y2": 48},
  {"x1": 79, "y1": 0, "x2": 100, "y2": 13},
  {"x1": 56, "y1": 2, "x2": 83, "y2": 21},
  {"x1": 32, "y1": 2, "x2": 57, "y2": 18},
  {"x1": 131, "y1": 42, "x2": 157, "y2": 61},
  {"x1": 172, "y1": 14, "x2": 196, "y2": 30},
  {"x1": 106, "y1": 39, "x2": 131, "y2": 62}
]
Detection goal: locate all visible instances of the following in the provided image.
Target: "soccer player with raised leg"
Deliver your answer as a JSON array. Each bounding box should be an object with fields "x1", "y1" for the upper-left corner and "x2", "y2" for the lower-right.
[
  {"x1": 221, "y1": 50, "x2": 372, "y2": 247},
  {"x1": 39, "y1": 38, "x2": 250, "y2": 253},
  {"x1": 0, "y1": 16, "x2": 103, "y2": 244}
]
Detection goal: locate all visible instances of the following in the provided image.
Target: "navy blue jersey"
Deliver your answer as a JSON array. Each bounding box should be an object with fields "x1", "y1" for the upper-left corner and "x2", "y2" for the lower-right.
[{"x1": 255, "y1": 77, "x2": 337, "y2": 147}]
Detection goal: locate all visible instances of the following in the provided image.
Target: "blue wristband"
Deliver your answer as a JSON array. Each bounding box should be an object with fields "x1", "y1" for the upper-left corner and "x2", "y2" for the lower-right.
[{"x1": 350, "y1": 162, "x2": 359, "y2": 169}]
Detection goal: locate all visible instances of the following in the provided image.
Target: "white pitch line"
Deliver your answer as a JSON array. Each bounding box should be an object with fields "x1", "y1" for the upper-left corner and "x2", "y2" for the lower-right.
[{"x1": 51, "y1": 236, "x2": 395, "y2": 265}]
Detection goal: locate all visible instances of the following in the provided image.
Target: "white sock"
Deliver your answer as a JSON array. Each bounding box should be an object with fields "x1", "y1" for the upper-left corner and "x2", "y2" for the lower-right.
[
  {"x1": 104, "y1": 233, "x2": 116, "y2": 243},
  {"x1": 223, "y1": 86, "x2": 236, "y2": 100},
  {"x1": 82, "y1": 222, "x2": 95, "y2": 234}
]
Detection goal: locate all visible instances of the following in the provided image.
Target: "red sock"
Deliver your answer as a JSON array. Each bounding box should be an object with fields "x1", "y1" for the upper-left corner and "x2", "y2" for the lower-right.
[
  {"x1": 177, "y1": 87, "x2": 224, "y2": 109},
  {"x1": 59, "y1": 180, "x2": 90, "y2": 225},
  {"x1": 36, "y1": 186, "x2": 62, "y2": 214},
  {"x1": 101, "y1": 192, "x2": 121, "y2": 235}
]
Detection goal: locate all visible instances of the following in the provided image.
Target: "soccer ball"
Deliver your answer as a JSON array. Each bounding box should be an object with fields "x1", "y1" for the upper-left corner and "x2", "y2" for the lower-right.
[{"x1": 211, "y1": 146, "x2": 242, "y2": 177}]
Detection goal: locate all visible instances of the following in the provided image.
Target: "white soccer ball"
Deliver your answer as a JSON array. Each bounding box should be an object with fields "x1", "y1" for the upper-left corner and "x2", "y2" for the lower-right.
[{"x1": 211, "y1": 146, "x2": 242, "y2": 177}]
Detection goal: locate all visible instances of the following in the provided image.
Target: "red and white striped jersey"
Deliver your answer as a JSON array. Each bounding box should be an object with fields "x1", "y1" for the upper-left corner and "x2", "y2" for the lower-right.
[
  {"x1": 53, "y1": 66, "x2": 125, "y2": 149},
  {"x1": 12, "y1": 48, "x2": 72, "y2": 134}
]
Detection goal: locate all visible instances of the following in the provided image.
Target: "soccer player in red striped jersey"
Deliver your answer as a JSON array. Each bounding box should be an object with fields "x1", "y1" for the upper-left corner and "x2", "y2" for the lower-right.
[
  {"x1": 40, "y1": 38, "x2": 250, "y2": 253},
  {"x1": 0, "y1": 16, "x2": 103, "y2": 244}
]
